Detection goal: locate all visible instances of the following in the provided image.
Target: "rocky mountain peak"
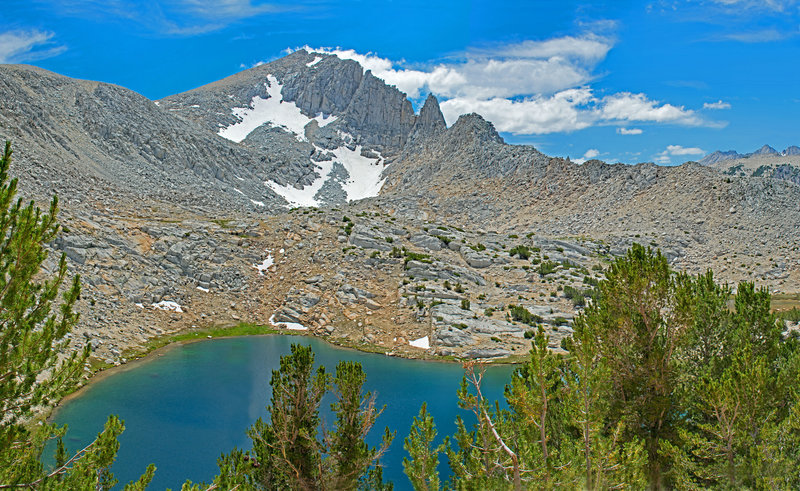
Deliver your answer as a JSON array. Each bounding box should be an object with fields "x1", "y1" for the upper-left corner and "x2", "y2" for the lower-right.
[
  {"x1": 418, "y1": 94, "x2": 446, "y2": 132},
  {"x1": 448, "y1": 113, "x2": 504, "y2": 145},
  {"x1": 752, "y1": 144, "x2": 779, "y2": 156},
  {"x1": 404, "y1": 93, "x2": 446, "y2": 149},
  {"x1": 698, "y1": 150, "x2": 742, "y2": 166},
  {"x1": 783, "y1": 145, "x2": 800, "y2": 156}
]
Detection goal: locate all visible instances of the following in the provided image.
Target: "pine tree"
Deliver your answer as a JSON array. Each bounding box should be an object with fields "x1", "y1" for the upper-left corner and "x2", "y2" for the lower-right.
[
  {"x1": 0, "y1": 141, "x2": 154, "y2": 488},
  {"x1": 580, "y1": 244, "x2": 690, "y2": 488},
  {"x1": 563, "y1": 319, "x2": 647, "y2": 490},
  {"x1": 247, "y1": 343, "x2": 329, "y2": 489},
  {"x1": 445, "y1": 364, "x2": 521, "y2": 490},
  {"x1": 670, "y1": 277, "x2": 800, "y2": 488},
  {"x1": 325, "y1": 360, "x2": 394, "y2": 490},
  {"x1": 403, "y1": 402, "x2": 444, "y2": 491},
  {"x1": 504, "y1": 327, "x2": 568, "y2": 486},
  {"x1": 216, "y1": 343, "x2": 393, "y2": 490}
]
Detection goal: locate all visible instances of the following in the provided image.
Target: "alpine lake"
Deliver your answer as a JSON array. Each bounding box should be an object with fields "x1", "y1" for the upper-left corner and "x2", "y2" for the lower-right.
[{"x1": 50, "y1": 335, "x2": 516, "y2": 490}]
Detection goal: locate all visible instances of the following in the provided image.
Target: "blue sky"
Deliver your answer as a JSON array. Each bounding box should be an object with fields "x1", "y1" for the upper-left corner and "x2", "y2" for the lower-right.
[{"x1": 2, "y1": 0, "x2": 799, "y2": 164}]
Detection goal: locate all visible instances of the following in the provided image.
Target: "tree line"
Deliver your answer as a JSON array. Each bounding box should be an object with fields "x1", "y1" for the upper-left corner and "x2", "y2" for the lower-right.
[{"x1": 1, "y1": 140, "x2": 798, "y2": 489}]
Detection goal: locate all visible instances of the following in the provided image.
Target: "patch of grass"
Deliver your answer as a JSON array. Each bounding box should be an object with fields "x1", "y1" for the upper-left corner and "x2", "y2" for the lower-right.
[
  {"x1": 777, "y1": 307, "x2": 800, "y2": 322},
  {"x1": 120, "y1": 323, "x2": 278, "y2": 363},
  {"x1": 772, "y1": 293, "x2": 800, "y2": 312},
  {"x1": 403, "y1": 249, "x2": 432, "y2": 267}
]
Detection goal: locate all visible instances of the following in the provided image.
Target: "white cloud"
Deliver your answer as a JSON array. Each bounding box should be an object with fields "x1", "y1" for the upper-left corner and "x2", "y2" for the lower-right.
[
  {"x1": 599, "y1": 92, "x2": 702, "y2": 125},
  {"x1": 703, "y1": 100, "x2": 732, "y2": 109},
  {"x1": 666, "y1": 144, "x2": 705, "y2": 155},
  {"x1": 302, "y1": 35, "x2": 611, "y2": 100},
  {"x1": 617, "y1": 127, "x2": 643, "y2": 135},
  {"x1": 438, "y1": 88, "x2": 701, "y2": 135},
  {"x1": 240, "y1": 60, "x2": 266, "y2": 69},
  {"x1": 297, "y1": 38, "x2": 716, "y2": 136},
  {"x1": 439, "y1": 88, "x2": 596, "y2": 134},
  {"x1": 471, "y1": 36, "x2": 612, "y2": 61},
  {"x1": 40, "y1": 0, "x2": 288, "y2": 36},
  {"x1": 654, "y1": 144, "x2": 706, "y2": 164},
  {"x1": 573, "y1": 148, "x2": 601, "y2": 165},
  {"x1": 0, "y1": 30, "x2": 65, "y2": 64}
]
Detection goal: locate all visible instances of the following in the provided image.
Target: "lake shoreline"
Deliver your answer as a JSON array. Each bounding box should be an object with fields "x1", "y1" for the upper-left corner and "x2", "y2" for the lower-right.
[{"x1": 54, "y1": 324, "x2": 525, "y2": 419}]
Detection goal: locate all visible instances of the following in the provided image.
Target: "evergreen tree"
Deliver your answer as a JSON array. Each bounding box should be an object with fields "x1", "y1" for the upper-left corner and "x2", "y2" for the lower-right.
[
  {"x1": 563, "y1": 319, "x2": 647, "y2": 490},
  {"x1": 0, "y1": 141, "x2": 153, "y2": 489},
  {"x1": 504, "y1": 327, "x2": 569, "y2": 486},
  {"x1": 669, "y1": 277, "x2": 800, "y2": 488},
  {"x1": 248, "y1": 343, "x2": 329, "y2": 489},
  {"x1": 214, "y1": 344, "x2": 392, "y2": 490},
  {"x1": 403, "y1": 402, "x2": 444, "y2": 491},
  {"x1": 445, "y1": 363, "x2": 521, "y2": 490},
  {"x1": 579, "y1": 244, "x2": 690, "y2": 488},
  {"x1": 325, "y1": 360, "x2": 395, "y2": 490}
]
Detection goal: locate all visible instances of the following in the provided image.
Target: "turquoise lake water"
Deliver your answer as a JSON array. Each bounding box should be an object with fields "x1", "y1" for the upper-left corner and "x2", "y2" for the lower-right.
[{"x1": 50, "y1": 335, "x2": 516, "y2": 489}]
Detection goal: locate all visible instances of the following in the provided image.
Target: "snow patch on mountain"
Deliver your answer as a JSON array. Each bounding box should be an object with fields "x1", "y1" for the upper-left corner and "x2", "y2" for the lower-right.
[
  {"x1": 266, "y1": 158, "x2": 335, "y2": 207},
  {"x1": 332, "y1": 146, "x2": 386, "y2": 201},
  {"x1": 265, "y1": 139, "x2": 386, "y2": 207},
  {"x1": 218, "y1": 74, "x2": 336, "y2": 143}
]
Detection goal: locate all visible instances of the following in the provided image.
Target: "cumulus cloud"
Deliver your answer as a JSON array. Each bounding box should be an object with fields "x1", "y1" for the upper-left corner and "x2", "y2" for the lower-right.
[
  {"x1": 0, "y1": 29, "x2": 65, "y2": 63},
  {"x1": 703, "y1": 100, "x2": 732, "y2": 109},
  {"x1": 666, "y1": 144, "x2": 705, "y2": 155},
  {"x1": 573, "y1": 148, "x2": 601, "y2": 165},
  {"x1": 298, "y1": 37, "x2": 716, "y2": 136},
  {"x1": 584, "y1": 148, "x2": 600, "y2": 159},
  {"x1": 617, "y1": 127, "x2": 643, "y2": 135},
  {"x1": 438, "y1": 89, "x2": 596, "y2": 134},
  {"x1": 654, "y1": 144, "x2": 705, "y2": 164},
  {"x1": 600, "y1": 92, "x2": 702, "y2": 125},
  {"x1": 438, "y1": 89, "x2": 701, "y2": 135},
  {"x1": 302, "y1": 35, "x2": 611, "y2": 99}
]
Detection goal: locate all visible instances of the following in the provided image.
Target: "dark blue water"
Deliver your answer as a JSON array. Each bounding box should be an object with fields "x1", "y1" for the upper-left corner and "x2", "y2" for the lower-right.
[{"x1": 50, "y1": 335, "x2": 515, "y2": 489}]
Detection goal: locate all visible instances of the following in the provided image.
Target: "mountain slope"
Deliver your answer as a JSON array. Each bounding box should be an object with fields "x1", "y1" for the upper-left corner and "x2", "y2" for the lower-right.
[
  {"x1": 0, "y1": 64, "x2": 283, "y2": 213},
  {"x1": 159, "y1": 49, "x2": 436, "y2": 206},
  {"x1": 0, "y1": 53, "x2": 798, "y2": 367},
  {"x1": 381, "y1": 113, "x2": 800, "y2": 285}
]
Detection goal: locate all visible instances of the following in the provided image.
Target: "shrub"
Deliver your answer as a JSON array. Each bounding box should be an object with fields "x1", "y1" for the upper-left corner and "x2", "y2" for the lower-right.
[
  {"x1": 508, "y1": 304, "x2": 543, "y2": 325},
  {"x1": 509, "y1": 245, "x2": 531, "y2": 260},
  {"x1": 537, "y1": 261, "x2": 558, "y2": 276}
]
